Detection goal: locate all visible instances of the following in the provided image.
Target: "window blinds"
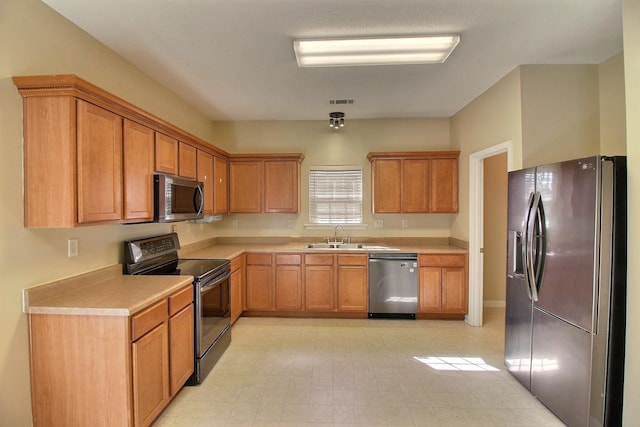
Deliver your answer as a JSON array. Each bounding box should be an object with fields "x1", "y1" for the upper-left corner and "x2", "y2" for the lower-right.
[{"x1": 309, "y1": 167, "x2": 362, "y2": 224}]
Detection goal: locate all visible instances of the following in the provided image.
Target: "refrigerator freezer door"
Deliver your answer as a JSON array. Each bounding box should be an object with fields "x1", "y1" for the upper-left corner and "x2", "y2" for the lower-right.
[
  {"x1": 531, "y1": 308, "x2": 593, "y2": 427},
  {"x1": 535, "y1": 157, "x2": 599, "y2": 332},
  {"x1": 504, "y1": 167, "x2": 536, "y2": 388}
]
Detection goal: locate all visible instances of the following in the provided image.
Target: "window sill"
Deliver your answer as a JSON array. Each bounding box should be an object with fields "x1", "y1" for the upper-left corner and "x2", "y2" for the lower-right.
[{"x1": 303, "y1": 223, "x2": 369, "y2": 230}]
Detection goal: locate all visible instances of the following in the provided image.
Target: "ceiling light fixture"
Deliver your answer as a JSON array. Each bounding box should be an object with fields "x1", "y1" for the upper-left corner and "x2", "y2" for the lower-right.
[
  {"x1": 329, "y1": 112, "x2": 345, "y2": 129},
  {"x1": 294, "y1": 35, "x2": 460, "y2": 67}
]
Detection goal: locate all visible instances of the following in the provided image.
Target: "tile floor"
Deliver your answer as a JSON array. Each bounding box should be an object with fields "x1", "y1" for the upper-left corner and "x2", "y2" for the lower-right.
[{"x1": 154, "y1": 308, "x2": 564, "y2": 426}]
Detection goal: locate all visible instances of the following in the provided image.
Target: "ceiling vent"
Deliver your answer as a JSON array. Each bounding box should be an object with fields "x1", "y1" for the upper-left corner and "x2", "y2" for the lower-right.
[{"x1": 329, "y1": 99, "x2": 354, "y2": 105}]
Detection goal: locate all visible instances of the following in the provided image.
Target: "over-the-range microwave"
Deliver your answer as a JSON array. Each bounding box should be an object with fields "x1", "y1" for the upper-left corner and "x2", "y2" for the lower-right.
[{"x1": 154, "y1": 174, "x2": 204, "y2": 222}]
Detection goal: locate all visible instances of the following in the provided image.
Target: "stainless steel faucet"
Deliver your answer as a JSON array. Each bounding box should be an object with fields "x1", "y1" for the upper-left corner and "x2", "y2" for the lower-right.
[{"x1": 333, "y1": 224, "x2": 344, "y2": 243}]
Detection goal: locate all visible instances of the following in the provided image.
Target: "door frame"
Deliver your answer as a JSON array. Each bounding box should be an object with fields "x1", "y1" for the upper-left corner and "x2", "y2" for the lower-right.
[{"x1": 466, "y1": 141, "x2": 513, "y2": 327}]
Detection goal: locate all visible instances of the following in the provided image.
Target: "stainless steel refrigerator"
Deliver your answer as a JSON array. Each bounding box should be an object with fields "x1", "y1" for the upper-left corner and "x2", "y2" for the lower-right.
[{"x1": 505, "y1": 156, "x2": 626, "y2": 427}]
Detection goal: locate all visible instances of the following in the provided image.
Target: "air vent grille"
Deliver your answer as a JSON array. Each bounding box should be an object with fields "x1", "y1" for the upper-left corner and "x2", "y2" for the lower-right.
[{"x1": 329, "y1": 99, "x2": 355, "y2": 105}]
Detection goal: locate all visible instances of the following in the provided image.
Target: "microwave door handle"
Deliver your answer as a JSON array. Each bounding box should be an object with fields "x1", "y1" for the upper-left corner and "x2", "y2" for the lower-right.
[{"x1": 194, "y1": 185, "x2": 204, "y2": 215}]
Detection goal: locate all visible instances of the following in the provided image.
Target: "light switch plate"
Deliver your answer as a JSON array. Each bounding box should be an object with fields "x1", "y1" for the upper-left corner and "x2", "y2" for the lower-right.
[{"x1": 67, "y1": 239, "x2": 78, "y2": 257}]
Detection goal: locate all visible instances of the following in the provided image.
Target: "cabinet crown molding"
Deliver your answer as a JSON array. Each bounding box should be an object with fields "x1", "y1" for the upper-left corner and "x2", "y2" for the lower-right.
[
  {"x1": 367, "y1": 151, "x2": 460, "y2": 161},
  {"x1": 229, "y1": 153, "x2": 305, "y2": 163}
]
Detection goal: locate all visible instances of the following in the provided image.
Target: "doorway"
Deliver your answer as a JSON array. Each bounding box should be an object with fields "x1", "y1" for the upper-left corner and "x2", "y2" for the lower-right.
[{"x1": 466, "y1": 141, "x2": 512, "y2": 327}]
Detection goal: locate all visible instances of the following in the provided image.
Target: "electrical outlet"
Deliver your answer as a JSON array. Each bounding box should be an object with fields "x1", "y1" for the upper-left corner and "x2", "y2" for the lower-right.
[
  {"x1": 232, "y1": 219, "x2": 238, "y2": 229},
  {"x1": 374, "y1": 220, "x2": 383, "y2": 228},
  {"x1": 172, "y1": 224, "x2": 178, "y2": 233},
  {"x1": 287, "y1": 219, "x2": 294, "y2": 228},
  {"x1": 67, "y1": 239, "x2": 78, "y2": 257},
  {"x1": 401, "y1": 219, "x2": 408, "y2": 228}
]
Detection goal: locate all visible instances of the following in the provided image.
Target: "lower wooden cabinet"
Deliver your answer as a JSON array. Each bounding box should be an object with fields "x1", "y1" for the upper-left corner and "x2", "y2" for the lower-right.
[
  {"x1": 28, "y1": 284, "x2": 194, "y2": 427},
  {"x1": 275, "y1": 254, "x2": 303, "y2": 310},
  {"x1": 304, "y1": 254, "x2": 335, "y2": 311},
  {"x1": 230, "y1": 254, "x2": 245, "y2": 324},
  {"x1": 245, "y1": 253, "x2": 274, "y2": 311},
  {"x1": 337, "y1": 254, "x2": 368, "y2": 312},
  {"x1": 418, "y1": 254, "x2": 468, "y2": 318}
]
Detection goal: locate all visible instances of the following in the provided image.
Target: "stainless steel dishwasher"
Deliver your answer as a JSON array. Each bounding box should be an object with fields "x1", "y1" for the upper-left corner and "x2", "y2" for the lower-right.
[{"x1": 368, "y1": 253, "x2": 418, "y2": 319}]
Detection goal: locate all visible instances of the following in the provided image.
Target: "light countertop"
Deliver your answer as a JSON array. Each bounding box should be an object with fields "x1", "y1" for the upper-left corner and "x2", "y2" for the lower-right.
[{"x1": 23, "y1": 265, "x2": 193, "y2": 316}]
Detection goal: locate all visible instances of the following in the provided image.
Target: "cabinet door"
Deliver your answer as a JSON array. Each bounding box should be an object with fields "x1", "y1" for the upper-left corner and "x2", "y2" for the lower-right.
[
  {"x1": 123, "y1": 120, "x2": 154, "y2": 222},
  {"x1": 419, "y1": 267, "x2": 442, "y2": 312},
  {"x1": 305, "y1": 266, "x2": 335, "y2": 311},
  {"x1": 264, "y1": 161, "x2": 299, "y2": 213},
  {"x1": 213, "y1": 156, "x2": 228, "y2": 215},
  {"x1": 442, "y1": 267, "x2": 467, "y2": 313},
  {"x1": 402, "y1": 159, "x2": 429, "y2": 213},
  {"x1": 169, "y1": 304, "x2": 194, "y2": 396},
  {"x1": 77, "y1": 100, "x2": 123, "y2": 224},
  {"x1": 132, "y1": 323, "x2": 170, "y2": 427},
  {"x1": 275, "y1": 265, "x2": 303, "y2": 310},
  {"x1": 230, "y1": 267, "x2": 243, "y2": 323},
  {"x1": 155, "y1": 133, "x2": 178, "y2": 175},
  {"x1": 178, "y1": 142, "x2": 197, "y2": 179},
  {"x1": 245, "y1": 264, "x2": 273, "y2": 310},
  {"x1": 197, "y1": 150, "x2": 214, "y2": 216},
  {"x1": 372, "y1": 159, "x2": 401, "y2": 213},
  {"x1": 430, "y1": 158, "x2": 458, "y2": 213},
  {"x1": 337, "y1": 266, "x2": 368, "y2": 311},
  {"x1": 229, "y1": 161, "x2": 263, "y2": 213}
]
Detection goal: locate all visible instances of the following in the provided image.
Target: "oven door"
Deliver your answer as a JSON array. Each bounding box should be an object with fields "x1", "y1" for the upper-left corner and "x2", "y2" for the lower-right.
[{"x1": 196, "y1": 271, "x2": 230, "y2": 357}]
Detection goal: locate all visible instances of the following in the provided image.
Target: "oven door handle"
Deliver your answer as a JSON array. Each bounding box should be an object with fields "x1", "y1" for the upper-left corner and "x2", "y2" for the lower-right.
[{"x1": 200, "y1": 271, "x2": 230, "y2": 291}]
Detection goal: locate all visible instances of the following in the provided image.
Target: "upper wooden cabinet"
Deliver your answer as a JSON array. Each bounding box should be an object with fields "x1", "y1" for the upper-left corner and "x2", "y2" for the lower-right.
[
  {"x1": 178, "y1": 142, "x2": 197, "y2": 179},
  {"x1": 14, "y1": 75, "x2": 231, "y2": 227},
  {"x1": 155, "y1": 133, "x2": 179, "y2": 175},
  {"x1": 229, "y1": 154, "x2": 304, "y2": 214},
  {"x1": 368, "y1": 151, "x2": 459, "y2": 214},
  {"x1": 123, "y1": 120, "x2": 154, "y2": 222},
  {"x1": 213, "y1": 156, "x2": 228, "y2": 215}
]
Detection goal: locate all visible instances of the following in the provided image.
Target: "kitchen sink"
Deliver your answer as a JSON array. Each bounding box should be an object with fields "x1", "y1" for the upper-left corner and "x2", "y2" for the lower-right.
[{"x1": 304, "y1": 242, "x2": 364, "y2": 250}]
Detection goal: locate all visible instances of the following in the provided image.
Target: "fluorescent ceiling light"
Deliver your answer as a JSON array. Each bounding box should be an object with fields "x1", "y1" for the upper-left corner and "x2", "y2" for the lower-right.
[{"x1": 293, "y1": 35, "x2": 460, "y2": 67}]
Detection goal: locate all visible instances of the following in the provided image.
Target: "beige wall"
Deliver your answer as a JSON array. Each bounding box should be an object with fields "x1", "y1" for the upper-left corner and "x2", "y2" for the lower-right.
[
  {"x1": 599, "y1": 53, "x2": 627, "y2": 155},
  {"x1": 0, "y1": 0, "x2": 221, "y2": 423},
  {"x1": 622, "y1": 0, "x2": 640, "y2": 424},
  {"x1": 211, "y1": 119, "x2": 455, "y2": 239},
  {"x1": 520, "y1": 65, "x2": 600, "y2": 167},
  {"x1": 449, "y1": 67, "x2": 524, "y2": 242},
  {"x1": 482, "y1": 152, "x2": 507, "y2": 303}
]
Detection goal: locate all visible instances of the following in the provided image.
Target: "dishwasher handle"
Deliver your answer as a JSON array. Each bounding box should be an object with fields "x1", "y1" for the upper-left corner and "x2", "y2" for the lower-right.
[{"x1": 368, "y1": 253, "x2": 418, "y2": 261}]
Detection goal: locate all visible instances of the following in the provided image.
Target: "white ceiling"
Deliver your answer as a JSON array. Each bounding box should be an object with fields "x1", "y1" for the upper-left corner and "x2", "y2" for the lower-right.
[{"x1": 42, "y1": 0, "x2": 622, "y2": 121}]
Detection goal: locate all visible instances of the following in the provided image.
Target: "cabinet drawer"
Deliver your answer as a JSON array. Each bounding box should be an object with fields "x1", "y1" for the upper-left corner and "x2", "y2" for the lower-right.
[
  {"x1": 276, "y1": 254, "x2": 301, "y2": 265},
  {"x1": 131, "y1": 299, "x2": 168, "y2": 341},
  {"x1": 169, "y1": 285, "x2": 193, "y2": 317},
  {"x1": 337, "y1": 254, "x2": 368, "y2": 266},
  {"x1": 246, "y1": 253, "x2": 273, "y2": 265},
  {"x1": 230, "y1": 255, "x2": 244, "y2": 272},
  {"x1": 305, "y1": 254, "x2": 334, "y2": 265},
  {"x1": 419, "y1": 254, "x2": 465, "y2": 267}
]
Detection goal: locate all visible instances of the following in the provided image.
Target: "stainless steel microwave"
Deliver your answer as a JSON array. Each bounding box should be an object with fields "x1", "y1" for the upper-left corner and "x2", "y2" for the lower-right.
[{"x1": 154, "y1": 174, "x2": 204, "y2": 222}]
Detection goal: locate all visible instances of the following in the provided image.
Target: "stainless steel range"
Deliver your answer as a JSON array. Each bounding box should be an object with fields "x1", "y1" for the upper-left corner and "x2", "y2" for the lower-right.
[{"x1": 124, "y1": 233, "x2": 231, "y2": 385}]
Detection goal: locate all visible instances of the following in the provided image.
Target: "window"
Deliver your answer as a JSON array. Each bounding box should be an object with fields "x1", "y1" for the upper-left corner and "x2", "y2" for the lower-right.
[{"x1": 309, "y1": 166, "x2": 362, "y2": 224}]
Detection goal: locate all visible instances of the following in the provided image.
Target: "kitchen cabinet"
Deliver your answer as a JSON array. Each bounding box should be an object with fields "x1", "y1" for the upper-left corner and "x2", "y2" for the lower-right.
[
  {"x1": 229, "y1": 154, "x2": 304, "y2": 214},
  {"x1": 213, "y1": 156, "x2": 229, "y2": 215},
  {"x1": 230, "y1": 254, "x2": 245, "y2": 323},
  {"x1": 197, "y1": 150, "x2": 214, "y2": 216},
  {"x1": 28, "y1": 283, "x2": 194, "y2": 427},
  {"x1": 77, "y1": 100, "x2": 124, "y2": 223},
  {"x1": 368, "y1": 151, "x2": 460, "y2": 214},
  {"x1": 337, "y1": 254, "x2": 368, "y2": 312},
  {"x1": 304, "y1": 254, "x2": 335, "y2": 311},
  {"x1": 179, "y1": 142, "x2": 197, "y2": 179},
  {"x1": 155, "y1": 133, "x2": 179, "y2": 175},
  {"x1": 14, "y1": 75, "x2": 233, "y2": 228},
  {"x1": 123, "y1": 119, "x2": 154, "y2": 222},
  {"x1": 275, "y1": 254, "x2": 303, "y2": 310},
  {"x1": 418, "y1": 254, "x2": 467, "y2": 319},
  {"x1": 229, "y1": 161, "x2": 263, "y2": 213},
  {"x1": 245, "y1": 253, "x2": 274, "y2": 311}
]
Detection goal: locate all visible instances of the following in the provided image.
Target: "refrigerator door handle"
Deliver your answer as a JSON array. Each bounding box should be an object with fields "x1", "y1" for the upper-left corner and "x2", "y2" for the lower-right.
[
  {"x1": 522, "y1": 192, "x2": 535, "y2": 301},
  {"x1": 525, "y1": 191, "x2": 542, "y2": 302}
]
